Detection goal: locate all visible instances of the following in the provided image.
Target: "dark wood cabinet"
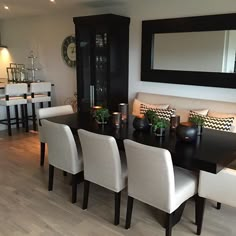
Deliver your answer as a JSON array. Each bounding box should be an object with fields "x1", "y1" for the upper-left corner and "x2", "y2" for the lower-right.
[{"x1": 73, "y1": 14, "x2": 130, "y2": 113}]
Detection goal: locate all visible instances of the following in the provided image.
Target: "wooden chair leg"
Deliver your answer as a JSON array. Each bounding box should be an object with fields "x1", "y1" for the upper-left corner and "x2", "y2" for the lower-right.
[
  {"x1": 217, "y1": 202, "x2": 221, "y2": 210},
  {"x1": 40, "y1": 142, "x2": 45, "y2": 166},
  {"x1": 32, "y1": 103, "x2": 37, "y2": 131},
  {"x1": 114, "y1": 191, "x2": 121, "y2": 225},
  {"x1": 6, "y1": 106, "x2": 11, "y2": 136},
  {"x1": 83, "y1": 180, "x2": 90, "y2": 209},
  {"x1": 14, "y1": 105, "x2": 19, "y2": 129},
  {"x1": 21, "y1": 104, "x2": 25, "y2": 128},
  {"x1": 166, "y1": 212, "x2": 174, "y2": 236},
  {"x1": 24, "y1": 104, "x2": 29, "y2": 132},
  {"x1": 48, "y1": 164, "x2": 54, "y2": 191},
  {"x1": 196, "y1": 196, "x2": 206, "y2": 235},
  {"x1": 72, "y1": 174, "x2": 78, "y2": 203},
  {"x1": 125, "y1": 196, "x2": 134, "y2": 229}
]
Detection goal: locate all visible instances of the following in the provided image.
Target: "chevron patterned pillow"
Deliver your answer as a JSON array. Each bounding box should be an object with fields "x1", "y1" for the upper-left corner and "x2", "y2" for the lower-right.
[
  {"x1": 203, "y1": 116, "x2": 234, "y2": 131},
  {"x1": 140, "y1": 108, "x2": 175, "y2": 121}
]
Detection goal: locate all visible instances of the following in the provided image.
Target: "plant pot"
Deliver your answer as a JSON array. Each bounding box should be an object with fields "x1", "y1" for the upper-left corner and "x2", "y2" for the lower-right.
[
  {"x1": 95, "y1": 119, "x2": 108, "y2": 125},
  {"x1": 176, "y1": 122, "x2": 197, "y2": 142},
  {"x1": 133, "y1": 116, "x2": 149, "y2": 131},
  {"x1": 155, "y1": 127, "x2": 165, "y2": 137},
  {"x1": 197, "y1": 125, "x2": 203, "y2": 135}
]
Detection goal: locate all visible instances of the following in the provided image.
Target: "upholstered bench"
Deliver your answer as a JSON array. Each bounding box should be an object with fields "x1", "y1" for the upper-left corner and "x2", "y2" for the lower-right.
[{"x1": 132, "y1": 92, "x2": 236, "y2": 168}]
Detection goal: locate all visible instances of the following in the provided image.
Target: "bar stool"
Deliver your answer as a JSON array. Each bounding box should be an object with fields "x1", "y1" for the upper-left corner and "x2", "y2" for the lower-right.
[
  {"x1": 0, "y1": 83, "x2": 28, "y2": 136},
  {"x1": 27, "y1": 82, "x2": 52, "y2": 131}
]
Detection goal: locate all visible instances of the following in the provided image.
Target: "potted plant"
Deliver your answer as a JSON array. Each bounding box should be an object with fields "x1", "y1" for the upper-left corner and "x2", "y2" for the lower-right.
[
  {"x1": 189, "y1": 115, "x2": 205, "y2": 135},
  {"x1": 145, "y1": 109, "x2": 157, "y2": 125},
  {"x1": 152, "y1": 116, "x2": 169, "y2": 136},
  {"x1": 94, "y1": 108, "x2": 110, "y2": 124}
]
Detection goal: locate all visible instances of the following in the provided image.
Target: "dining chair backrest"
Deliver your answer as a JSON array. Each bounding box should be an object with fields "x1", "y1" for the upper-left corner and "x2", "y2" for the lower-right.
[
  {"x1": 37, "y1": 105, "x2": 74, "y2": 143},
  {"x1": 5, "y1": 83, "x2": 28, "y2": 96},
  {"x1": 78, "y1": 129, "x2": 123, "y2": 192},
  {"x1": 41, "y1": 119, "x2": 82, "y2": 174},
  {"x1": 30, "y1": 82, "x2": 51, "y2": 93},
  {"x1": 124, "y1": 139, "x2": 175, "y2": 213},
  {"x1": 198, "y1": 168, "x2": 236, "y2": 208}
]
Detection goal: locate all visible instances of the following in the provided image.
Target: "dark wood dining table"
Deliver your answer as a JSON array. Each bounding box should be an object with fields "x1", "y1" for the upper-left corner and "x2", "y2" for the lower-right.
[{"x1": 47, "y1": 112, "x2": 236, "y2": 174}]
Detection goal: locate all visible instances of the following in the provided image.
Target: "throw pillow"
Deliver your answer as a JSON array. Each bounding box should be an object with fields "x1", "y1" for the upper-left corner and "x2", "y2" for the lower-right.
[
  {"x1": 203, "y1": 116, "x2": 234, "y2": 131},
  {"x1": 208, "y1": 111, "x2": 236, "y2": 132},
  {"x1": 144, "y1": 108, "x2": 175, "y2": 121},
  {"x1": 132, "y1": 98, "x2": 169, "y2": 117}
]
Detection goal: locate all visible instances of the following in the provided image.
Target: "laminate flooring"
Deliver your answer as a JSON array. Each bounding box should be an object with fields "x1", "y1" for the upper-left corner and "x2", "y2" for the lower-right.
[{"x1": 0, "y1": 129, "x2": 236, "y2": 236}]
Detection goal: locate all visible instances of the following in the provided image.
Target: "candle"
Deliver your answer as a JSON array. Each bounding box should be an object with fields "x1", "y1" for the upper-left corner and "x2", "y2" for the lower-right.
[
  {"x1": 112, "y1": 112, "x2": 121, "y2": 128},
  {"x1": 118, "y1": 103, "x2": 128, "y2": 123}
]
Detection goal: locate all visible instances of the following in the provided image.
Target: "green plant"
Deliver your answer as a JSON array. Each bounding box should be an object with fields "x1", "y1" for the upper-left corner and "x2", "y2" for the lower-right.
[
  {"x1": 145, "y1": 109, "x2": 157, "y2": 124},
  {"x1": 189, "y1": 115, "x2": 205, "y2": 126},
  {"x1": 151, "y1": 116, "x2": 169, "y2": 132},
  {"x1": 94, "y1": 108, "x2": 110, "y2": 123}
]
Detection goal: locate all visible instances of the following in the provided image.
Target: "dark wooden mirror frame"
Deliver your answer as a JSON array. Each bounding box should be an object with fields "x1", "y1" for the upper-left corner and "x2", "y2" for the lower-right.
[{"x1": 141, "y1": 13, "x2": 236, "y2": 88}]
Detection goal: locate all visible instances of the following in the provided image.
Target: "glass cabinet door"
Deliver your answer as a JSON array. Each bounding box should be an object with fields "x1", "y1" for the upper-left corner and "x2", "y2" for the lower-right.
[
  {"x1": 78, "y1": 27, "x2": 92, "y2": 112},
  {"x1": 94, "y1": 29, "x2": 108, "y2": 107}
]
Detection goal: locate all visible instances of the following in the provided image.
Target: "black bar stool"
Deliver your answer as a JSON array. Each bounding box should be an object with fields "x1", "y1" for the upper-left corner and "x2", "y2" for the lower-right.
[
  {"x1": 27, "y1": 82, "x2": 52, "y2": 131},
  {"x1": 0, "y1": 83, "x2": 28, "y2": 136}
]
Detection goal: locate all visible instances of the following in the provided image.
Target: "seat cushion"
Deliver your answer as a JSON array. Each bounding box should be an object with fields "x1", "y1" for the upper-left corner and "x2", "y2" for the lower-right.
[
  {"x1": 27, "y1": 94, "x2": 51, "y2": 103},
  {"x1": 173, "y1": 166, "x2": 198, "y2": 212},
  {"x1": 0, "y1": 97, "x2": 27, "y2": 106}
]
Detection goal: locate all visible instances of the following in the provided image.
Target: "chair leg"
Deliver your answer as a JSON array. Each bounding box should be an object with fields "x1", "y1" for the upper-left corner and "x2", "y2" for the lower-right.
[
  {"x1": 71, "y1": 174, "x2": 78, "y2": 203},
  {"x1": 166, "y1": 212, "x2": 174, "y2": 236},
  {"x1": 48, "y1": 101, "x2": 51, "y2": 107},
  {"x1": 48, "y1": 164, "x2": 54, "y2": 191},
  {"x1": 40, "y1": 142, "x2": 45, "y2": 166},
  {"x1": 6, "y1": 106, "x2": 11, "y2": 136},
  {"x1": 196, "y1": 196, "x2": 206, "y2": 235},
  {"x1": 40, "y1": 102, "x2": 43, "y2": 108},
  {"x1": 14, "y1": 105, "x2": 19, "y2": 129},
  {"x1": 21, "y1": 104, "x2": 25, "y2": 128},
  {"x1": 125, "y1": 196, "x2": 134, "y2": 229},
  {"x1": 24, "y1": 104, "x2": 29, "y2": 132},
  {"x1": 217, "y1": 202, "x2": 221, "y2": 210},
  {"x1": 114, "y1": 191, "x2": 121, "y2": 225},
  {"x1": 83, "y1": 180, "x2": 90, "y2": 210},
  {"x1": 32, "y1": 103, "x2": 37, "y2": 131}
]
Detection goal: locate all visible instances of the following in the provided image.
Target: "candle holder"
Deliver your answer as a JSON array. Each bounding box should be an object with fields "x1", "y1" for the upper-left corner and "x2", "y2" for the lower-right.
[
  {"x1": 118, "y1": 103, "x2": 128, "y2": 123},
  {"x1": 170, "y1": 115, "x2": 180, "y2": 130},
  {"x1": 91, "y1": 106, "x2": 102, "y2": 117},
  {"x1": 112, "y1": 112, "x2": 121, "y2": 128}
]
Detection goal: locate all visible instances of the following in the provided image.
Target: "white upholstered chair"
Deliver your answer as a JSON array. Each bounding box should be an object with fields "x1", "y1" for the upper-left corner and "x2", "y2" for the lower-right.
[
  {"x1": 197, "y1": 168, "x2": 236, "y2": 235},
  {"x1": 0, "y1": 83, "x2": 28, "y2": 136},
  {"x1": 41, "y1": 119, "x2": 83, "y2": 203},
  {"x1": 28, "y1": 82, "x2": 52, "y2": 131},
  {"x1": 77, "y1": 129, "x2": 127, "y2": 225},
  {"x1": 124, "y1": 139, "x2": 198, "y2": 236},
  {"x1": 36, "y1": 105, "x2": 74, "y2": 166}
]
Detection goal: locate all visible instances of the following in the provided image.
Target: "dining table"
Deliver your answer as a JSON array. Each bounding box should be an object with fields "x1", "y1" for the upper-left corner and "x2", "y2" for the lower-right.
[{"x1": 46, "y1": 112, "x2": 236, "y2": 174}]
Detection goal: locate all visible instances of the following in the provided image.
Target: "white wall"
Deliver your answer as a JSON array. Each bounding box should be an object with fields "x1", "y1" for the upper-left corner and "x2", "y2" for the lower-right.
[
  {"x1": 103, "y1": 0, "x2": 236, "y2": 103},
  {"x1": 1, "y1": 0, "x2": 236, "y2": 114},
  {"x1": 0, "y1": 7, "x2": 98, "y2": 106}
]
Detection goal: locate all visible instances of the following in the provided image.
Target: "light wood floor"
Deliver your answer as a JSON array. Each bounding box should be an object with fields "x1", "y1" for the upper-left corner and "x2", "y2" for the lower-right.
[{"x1": 0, "y1": 128, "x2": 236, "y2": 236}]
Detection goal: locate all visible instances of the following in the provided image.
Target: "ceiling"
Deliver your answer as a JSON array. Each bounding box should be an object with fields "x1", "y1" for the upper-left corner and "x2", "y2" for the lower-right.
[{"x1": 0, "y1": 0, "x2": 128, "y2": 19}]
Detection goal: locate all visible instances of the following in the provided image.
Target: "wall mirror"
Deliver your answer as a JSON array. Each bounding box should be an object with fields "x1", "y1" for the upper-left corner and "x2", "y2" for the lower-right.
[{"x1": 141, "y1": 13, "x2": 236, "y2": 88}]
